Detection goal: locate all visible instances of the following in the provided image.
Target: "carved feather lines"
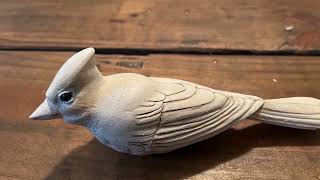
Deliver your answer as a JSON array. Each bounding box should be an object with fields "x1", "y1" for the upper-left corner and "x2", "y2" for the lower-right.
[
  {"x1": 164, "y1": 83, "x2": 197, "y2": 103},
  {"x1": 130, "y1": 91, "x2": 165, "y2": 149},
  {"x1": 129, "y1": 82, "x2": 194, "y2": 150},
  {"x1": 152, "y1": 96, "x2": 261, "y2": 150},
  {"x1": 129, "y1": 102, "x2": 163, "y2": 153},
  {"x1": 130, "y1": 80, "x2": 263, "y2": 153},
  {"x1": 152, "y1": 97, "x2": 240, "y2": 147}
]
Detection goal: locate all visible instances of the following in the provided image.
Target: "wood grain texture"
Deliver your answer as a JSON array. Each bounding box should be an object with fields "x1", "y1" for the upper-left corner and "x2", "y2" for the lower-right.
[
  {"x1": 0, "y1": 51, "x2": 319, "y2": 179},
  {"x1": 1, "y1": 0, "x2": 320, "y2": 52}
]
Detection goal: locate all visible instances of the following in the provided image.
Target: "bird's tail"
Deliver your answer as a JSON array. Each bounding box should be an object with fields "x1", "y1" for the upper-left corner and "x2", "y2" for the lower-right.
[{"x1": 252, "y1": 97, "x2": 320, "y2": 130}]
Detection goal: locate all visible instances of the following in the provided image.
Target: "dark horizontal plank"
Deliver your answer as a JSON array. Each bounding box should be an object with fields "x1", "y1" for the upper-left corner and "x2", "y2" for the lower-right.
[
  {"x1": 0, "y1": 51, "x2": 319, "y2": 179},
  {"x1": 1, "y1": 0, "x2": 320, "y2": 53}
]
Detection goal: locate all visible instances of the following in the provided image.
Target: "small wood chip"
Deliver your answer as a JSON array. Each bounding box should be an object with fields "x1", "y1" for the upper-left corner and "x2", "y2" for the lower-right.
[
  {"x1": 185, "y1": 9, "x2": 190, "y2": 15},
  {"x1": 285, "y1": 26, "x2": 294, "y2": 32}
]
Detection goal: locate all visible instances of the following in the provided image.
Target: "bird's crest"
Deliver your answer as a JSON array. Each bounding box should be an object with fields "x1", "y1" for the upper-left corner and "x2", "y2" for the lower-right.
[{"x1": 46, "y1": 47, "x2": 102, "y2": 99}]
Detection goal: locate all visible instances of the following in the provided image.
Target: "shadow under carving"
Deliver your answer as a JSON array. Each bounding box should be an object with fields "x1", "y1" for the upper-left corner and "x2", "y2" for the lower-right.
[{"x1": 45, "y1": 123, "x2": 320, "y2": 180}]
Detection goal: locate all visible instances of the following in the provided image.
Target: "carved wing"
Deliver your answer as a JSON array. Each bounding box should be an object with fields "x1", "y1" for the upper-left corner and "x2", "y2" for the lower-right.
[{"x1": 130, "y1": 78, "x2": 263, "y2": 154}]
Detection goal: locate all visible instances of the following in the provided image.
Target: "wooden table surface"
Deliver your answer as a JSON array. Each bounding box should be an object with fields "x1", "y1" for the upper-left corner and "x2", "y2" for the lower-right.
[{"x1": 0, "y1": 1, "x2": 319, "y2": 180}]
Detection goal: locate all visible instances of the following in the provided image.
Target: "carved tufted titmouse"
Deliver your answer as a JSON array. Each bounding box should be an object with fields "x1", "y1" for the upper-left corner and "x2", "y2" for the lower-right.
[{"x1": 29, "y1": 48, "x2": 320, "y2": 155}]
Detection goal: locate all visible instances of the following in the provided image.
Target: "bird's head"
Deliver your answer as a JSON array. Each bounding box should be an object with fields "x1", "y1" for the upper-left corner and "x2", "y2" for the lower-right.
[{"x1": 29, "y1": 47, "x2": 104, "y2": 124}]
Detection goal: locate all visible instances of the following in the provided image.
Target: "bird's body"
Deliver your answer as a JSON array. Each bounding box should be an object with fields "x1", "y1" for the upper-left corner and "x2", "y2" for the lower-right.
[
  {"x1": 30, "y1": 48, "x2": 320, "y2": 155},
  {"x1": 85, "y1": 73, "x2": 263, "y2": 155}
]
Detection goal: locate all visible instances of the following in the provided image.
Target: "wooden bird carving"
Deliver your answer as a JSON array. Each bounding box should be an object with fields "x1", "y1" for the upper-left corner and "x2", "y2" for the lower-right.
[{"x1": 29, "y1": 48, "x2": 320, "y2": 155}]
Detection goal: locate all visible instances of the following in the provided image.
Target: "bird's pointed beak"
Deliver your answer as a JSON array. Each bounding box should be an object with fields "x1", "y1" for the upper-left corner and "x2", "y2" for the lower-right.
[{"x1": 29, "y1": 99, "x2": 61, "y2": 120}]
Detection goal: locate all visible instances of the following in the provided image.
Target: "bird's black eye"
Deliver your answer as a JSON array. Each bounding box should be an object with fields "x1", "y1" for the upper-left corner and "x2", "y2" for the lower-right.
[{"x1": 59, "y1": 91, "x2": 73, "y2": 102}]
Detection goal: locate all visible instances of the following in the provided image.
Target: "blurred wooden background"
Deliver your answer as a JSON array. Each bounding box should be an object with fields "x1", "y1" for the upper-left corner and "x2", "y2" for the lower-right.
[{"x1": 0, "y1": 0, "x2": 320, "y2": 179}]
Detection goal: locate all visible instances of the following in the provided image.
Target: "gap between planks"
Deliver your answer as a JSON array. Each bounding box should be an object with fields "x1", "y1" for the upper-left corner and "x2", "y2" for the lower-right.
[{"x1": 1, "y1": 47, "x2": 320, "y2": 56}]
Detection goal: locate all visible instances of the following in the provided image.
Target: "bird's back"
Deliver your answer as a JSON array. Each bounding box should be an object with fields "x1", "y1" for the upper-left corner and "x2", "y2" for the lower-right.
[{"x1": 128, "y1": 76, "x2": 264, "y2": 155}]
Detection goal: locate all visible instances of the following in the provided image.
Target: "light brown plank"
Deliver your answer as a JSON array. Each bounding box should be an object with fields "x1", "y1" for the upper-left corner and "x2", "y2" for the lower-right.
[
  {"x1": 1, "y1": 0, "x2": 320, "y2": 52},
  {"x1": 0, "y1": 51, "x2": 319, "y2": 180}
]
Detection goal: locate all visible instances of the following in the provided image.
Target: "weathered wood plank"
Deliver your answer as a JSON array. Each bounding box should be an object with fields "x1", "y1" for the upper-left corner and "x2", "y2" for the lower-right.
[
  {"x1": 0, "y1": 0, "x2": 320, "y2": 52},
  {"x1": 0, "y1": 51, "x2": 319, "y2": 179}
]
